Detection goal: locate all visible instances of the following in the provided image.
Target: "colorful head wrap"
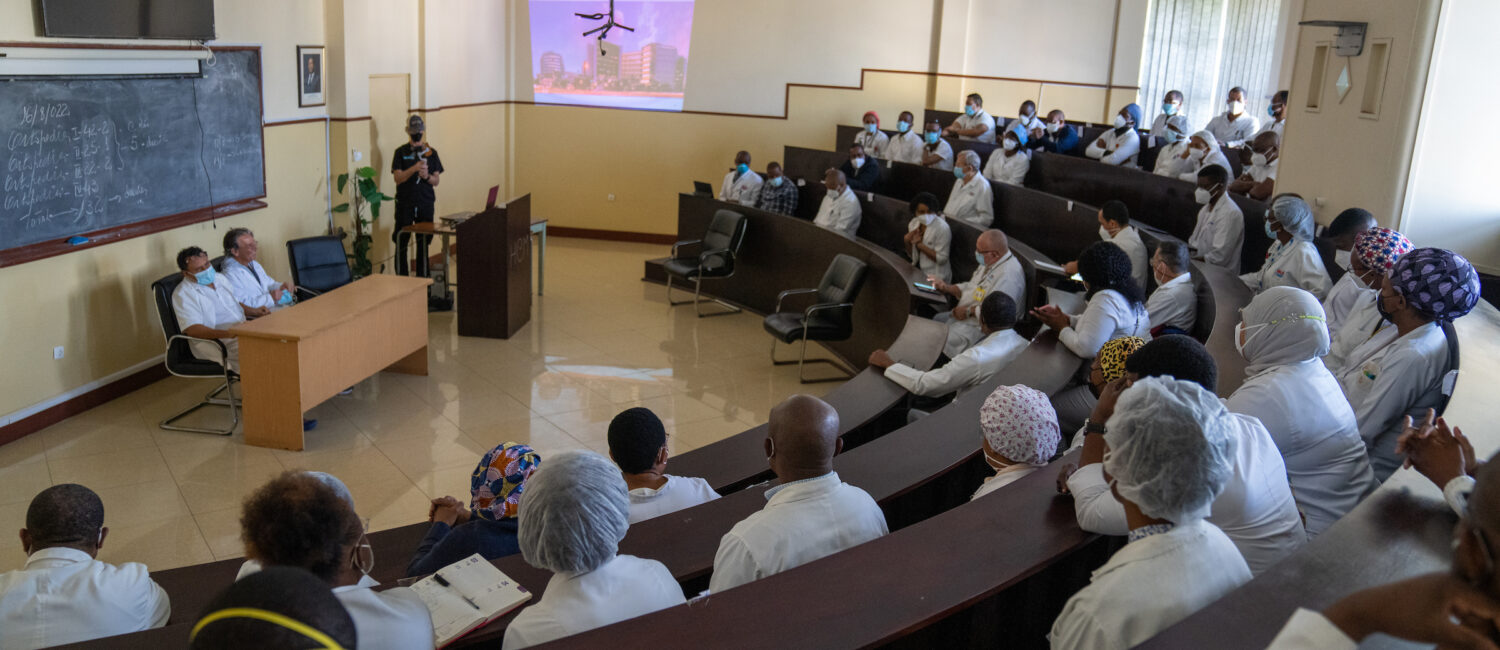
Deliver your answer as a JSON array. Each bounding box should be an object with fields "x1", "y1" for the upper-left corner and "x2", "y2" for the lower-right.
[
  {"x1": 1353, "y1": 227, "x2": 1413, "y2": 273},
  {"x1": 1389, "y1": 248, "x2": 1481, "y2": 322},
  {"x1": 1098, "y1": 336, "x2": 1147, "y2": 382},
  {"x1": 470, "y1": 443, "x2": 542, "y2": 521},
  {"x1": 862, "y1": 110, "x2": 879, "y2": 128},
  {"x1": 979, "y1": 385, "x2": 1061, "y2": 466}
]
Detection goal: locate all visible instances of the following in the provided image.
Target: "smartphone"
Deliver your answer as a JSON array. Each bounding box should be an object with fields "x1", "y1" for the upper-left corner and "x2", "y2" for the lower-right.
[{"x1": 913, "y1": 281, "x2": 938, "y2": 293}]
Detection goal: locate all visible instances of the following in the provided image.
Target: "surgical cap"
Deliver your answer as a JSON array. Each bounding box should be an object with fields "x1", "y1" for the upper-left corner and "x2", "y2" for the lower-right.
[
  {"x1": 517, "y1": 451, "x2": 629, "y2": 575},
  {"x1": 1270, "y1": 196, "x2": 1316, "y2": 242},
  {"x1": 1192, "y1": 130, "x2": 1221, "y2": 150},
  {"x1": 1098, "y1": 336, "x2": 1146, "y2": 382},
  {"x1": 978, "y1": 385, "x2": 1060, "y2": 466},
  {"x1": 1353, "y1": 227, "x2": 1413, "y2": 273},
  {"x1": 1389, "y1": 248, "x2": 1481, "y2": 322},
  {"x1": 1103, "y1": 377, "x2": 1234, "y2": 524},
  {"x1": 1006, "y1": 123, "x2": 1029, "y2": 146},
  {"x1": 1240, "y1": 286, "x2": 1329, "y2": 375},
  {"x1": 1165, "y1": 114, "x2": 1189, "y2": 135},
  {"x1": 470, "y1": 443, "x2": 542, "y2": 521},
  {"x1": 1122, "y1": 103, "x2": 1142, "y2": 128}
]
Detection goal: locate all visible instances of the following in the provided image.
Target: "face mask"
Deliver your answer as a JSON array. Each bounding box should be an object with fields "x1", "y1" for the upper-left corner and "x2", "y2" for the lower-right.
[
  {"x1": 1349, "y1": 269, "x2": 1374, "y2": 290},
  {"x1": 1376, "y1": 292, "x2": 1397, "y2": 322},
  {"x1": 277, "y1": 290, "x2": 295, "y2": 306},
  {"x1": 1162, "y1": 103, "x2": 1178, "y2": 116},
  {"x1": 1113, "y1": 114, "x2": 1129, "y2": 129},
  {"x1": 926, "y1": 132, "x2": 940, "y2": 144},
  {"x1": 975, "y1": 251, "x2": 987, "y2": 265},
  {"x1": 954, "y1": 166, "x2": 966, "y2": 179},
  {"x1": 1099, "y1": 225, "x2": 1113, "y2": 241},
  {"x1": 736, "y1": 163, "x2": 749, "y2": 174},
  {"x1": 965, "y1": 105, "x2": 977, "y2": 116},
  {"x1": 851, "y1": 156, "x2": 865, "y2": 169},
  {"x1": 1335, "y1": 249, "x2": 1352, "y2": 271},
  {"x1": 194, "y1": 267, "x2": 216, "y2": 286},
  {"x1": 1046, "y1": 122, "x2": 1060, "y2": 134},
  {"x1": 1189, "y1": 147, "x2": 1206, "y2": 161},
  {"x1": 918, "y1": 211, "x2": 936, "y2": 225},
  {"x1": 410, "y1": 133, "x2": 422, "y2": 142},
  {"x1": 1161, "y1": 130, "x2": 1180, "y2": 144},
  {"x1": 1194, "y1": 187, "x2": 1212, "y2": 205},
  {"x1": 983, "y1": 447, "x2": 1011, "y2": 472},
  {"x1": 1021, "y1": 108, "x2": 1034, "y2": 119},
  {"x1": 1233, "y1": 321, "x2": 1268, "y2": 359},
  {"x1": 770, "y1": 176, "x2": 784, "y2": 188},
  {"x1": 1002, "y1": 140, "x2": 1017, "y2": 152},
  {"x1": 1228, "y1": 100, "x2": 1245, "y2": 115},
  {"x1": 865, "y1": 123, "x2": 878, "y2": 134},
  {"x1": 1268, "y1": 105, "x2": 1280, "y2": 118},
  {"x1": 897, "y1": 120, "x2": 911, "y2": 133},
  {"x1": 1265, "y1": 220, "x2": 1277, "y2": 239},
  {"x1": 1251, "y1": 152, "x2": 1269, "y2": 167}
]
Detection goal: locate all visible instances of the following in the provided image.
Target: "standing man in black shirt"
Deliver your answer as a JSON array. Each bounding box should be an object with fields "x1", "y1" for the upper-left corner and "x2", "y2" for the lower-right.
[{"x1": 391, "y1": 114, "x2": 444, "y2": 278}]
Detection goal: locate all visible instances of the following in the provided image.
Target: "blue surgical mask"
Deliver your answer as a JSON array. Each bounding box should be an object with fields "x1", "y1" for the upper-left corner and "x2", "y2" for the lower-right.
[
  {"x1": 954, "y1": 166, "x2": 966, "y2": 179},
  {"x1": 965, "y1": 105, "x2": 976, "y2": 116},
  {"x1": 865, "y1": 123, "x2": 878, "y2": 134},
  {"x1": 1162, "y1": 103, "x2": 1178, "y2": 116},
  {"x1": 925, "y1": 132, "x2": 939, "y2": 144},
  {"x1": 897, "y1": 120, "x2": 911, "y2": 133},
  {"x1": 194, "y1": 267, "x2": 216, "y2": 286},
  {"x1": 736, "y1": 163, "x2": 749, "y2": 175},
  {"x1": 277, "y1": 290, "x2": 295, "y2": 306},
  {"x1": 770, "y1": 176, "x2": 784, "y2": 187},
  {"x1": 975, "y1": 251, "x2": 987, "y2": 265},
  {"x1": 1265, "y1": 220, "x2": 1277, "y2": 239}
]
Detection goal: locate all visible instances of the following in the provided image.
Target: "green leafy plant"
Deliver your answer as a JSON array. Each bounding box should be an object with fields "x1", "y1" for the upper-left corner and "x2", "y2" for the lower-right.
[{"x1": 333, "y1": 166, "x2": 393, "y2": 278}]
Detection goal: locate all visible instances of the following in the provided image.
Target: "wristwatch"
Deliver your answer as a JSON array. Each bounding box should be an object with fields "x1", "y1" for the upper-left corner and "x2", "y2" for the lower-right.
[{"x1": 1083, "y1": 418, "x2": 1107, "y2": 435}]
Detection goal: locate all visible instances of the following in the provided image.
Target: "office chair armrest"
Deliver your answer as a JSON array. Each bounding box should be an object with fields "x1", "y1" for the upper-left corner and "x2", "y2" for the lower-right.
[
  {"x1": 296, "y1": 287, "x2": 323, "y2": 300},
  {"x1": 167, "y1": 334, "x2": 230, "y2": 364},
  {"x1": 698, "y1": 248, "x2": 734, "y2": 267},
  {"x1": 773, "y1": 288, "x2": 819, "y2": 314},
  {"x1": 671, "y1": 239, "x2": 703, "y2": 258},
  {"x1": 803, "y1": 302, "x2": 855, "y2": 321}
]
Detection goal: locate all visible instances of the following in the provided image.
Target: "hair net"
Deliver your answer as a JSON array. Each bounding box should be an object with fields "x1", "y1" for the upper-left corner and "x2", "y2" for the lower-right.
[
  {"x1": 1097, "y1": 336, "x2": 1146, "y2": 382},
  {"x1": 1270, "y1": 196, "x2": 1316, "y2": 242},
  {"x1": 1165, "y1": 114, "x2": 1189, "y2": 135},
  {"x1": 471, "y1": 443, "x2": 542, "y2": 521},
  {"x1": 1239, "y1": 286, "x2": 1328, "y2": 375},
  {"x1": 1005, "y1": 123, "x2": 1028, "y2": 146},
  {"x1": 1122, "y1": 103, "x2": 1143, "y2": 128},
  {"x1": 517, "y1": 450, "x2": 629, "y2": 575},
  {"x1": 1353, "y1": 227, "x2": 1413, "y2": 273},
  {"x1": 1103, "y1": 377, "x2": 1235, "y2": 524},
  {"x1": 1389, "y1": 248, "x2": 1481, "y2": 322},
  {"x1": 1191, "y1": 130, "x2": 1221, "y2": 151},
  {"x1": 979, "y1": 385, "x2": 1060, "y2": 465}
]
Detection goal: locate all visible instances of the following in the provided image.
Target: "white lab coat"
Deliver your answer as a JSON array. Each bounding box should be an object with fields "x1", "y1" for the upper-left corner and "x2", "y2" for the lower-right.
[
  {"x1": 1176, "y1": 148, "x2": 1234, "y2": 183},
  {"x1": 709, "y1": 472, "x2": 888, "y2": 593},
  {"x1": 906, "y1": 215, "x2": 952, "y2": 282},
  {"x1": 1050, "y1": 520, "x2": 1252, "y2": 650},
  {"x1": 1147, "y1": 272, "x2": 1197, "y2": 334},
  {"x1": 813, "y1": 187, "x2": 862, "y2": 237},
  {"x1": 1148, "y1": 113, "x2": 1183, "y2": 148},
  {"x1": 1227, "y1": 360, "x2": 1375, "y2": 537},
  {"x1": 718, "y1": 169, "x2": 763, "y2": 207},
  {"x1": 1339, "y1": 321, "x2": 1452, "y2": 482},
  {"x1": 172, "y1": 279, "x2": 245, "y2": 371},
  {"x1": 971, "y1": 463, "x2": 1041, "y2": 501},
  {"x1": 1259, "y1": 119, "x2": 1287, "y2": 141},
  {"x1": 1240, "y1": 239, "x2": 1333, "y2": 299},
  {"x1": 1085, "y1": 127, "x2": 1141, "y2": 167},
  {"x1": 0, "y1": 548, "x2": 171, "y2": 650},
  {"x1": 982, "y1": 148, "x2": 1030, "y2": 185},
  {"x1": 1067, "y1": 412, "x2": 1307, "y2": 575},
  {"x1": 221, "y1": 257, "x2": 285, "y2": 310},
  {"x1": 1324, "y1": 293, "x2": 1392, "y2": 377},
  {"x1": 951, "y1": 108, "x2": 997, "y2": 143},
  {"x1": 921, "y1": 139, "x2": 955, "y2": 171},
  {"x1": 1152, "y1": 141, "x2": 1191, "y2": 177},
  {"x1": 1105, "y1": 226, "x2": 1150, "y2": 293},
  {"x1": 884, "y1": 329, "x2": 1028, "y2": 398},
  {"x1": 887, "y1": 130, "x2": 924, "y2": 165},
  {"x1": 943, "y1": 253, "x2": 1027, "y2": 357},
  {"x1": 1188, "y1": 195, "x2": 1245, "y2": 270},
  {"x1": 1321, "y1": 272, "x2": 1369, "y2": 335},
  {"x1": 946, "y1": 175, "x2": 994, "y2": 228},
  {"x1": 503, "y1": 555, "x2": 685, "y2": 649},
  {"x1": 1265, "y1": 608, "x2": 1357, "y2": 650},
  {"x1": 627, "y1": 475, "x2": 720, "y2": 524},
  {"x1": 1245, "y1": 157, "x2": 1278, "y2": 183},
  {"x1": 332, "y1": 583, "x2": 436, "y2": 650},
  {"x1": 852, "y1": 129, "x2": 889, "y2": 159},
  {"x1": 1058, "y1": 290, "x2": 1151, "y2": 359},
  {"x1": 1206, "y1": 112, "x2": 1261, "y2": 147}
]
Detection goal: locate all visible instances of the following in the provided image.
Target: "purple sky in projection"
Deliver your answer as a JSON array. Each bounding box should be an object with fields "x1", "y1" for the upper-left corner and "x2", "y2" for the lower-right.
[{"x1": 530, "y1": 1, "x2": 694, "y2": 76}]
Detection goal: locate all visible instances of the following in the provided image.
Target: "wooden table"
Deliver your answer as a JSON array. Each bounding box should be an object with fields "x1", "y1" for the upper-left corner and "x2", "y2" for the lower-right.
[{"x1": 228, "y1": 275, "x2": 432, "y2": 450}]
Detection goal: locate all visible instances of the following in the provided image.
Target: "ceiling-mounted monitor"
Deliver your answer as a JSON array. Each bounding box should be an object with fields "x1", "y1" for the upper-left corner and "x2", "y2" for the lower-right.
[{"x1": 41, "y1": 0, "x2": 216, "y2": 40}]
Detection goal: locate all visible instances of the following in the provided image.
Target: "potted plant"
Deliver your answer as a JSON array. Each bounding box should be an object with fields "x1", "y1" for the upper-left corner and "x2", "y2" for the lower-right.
[{"x1": 333, "y1": 166, "x2": 393, "y2": 278}]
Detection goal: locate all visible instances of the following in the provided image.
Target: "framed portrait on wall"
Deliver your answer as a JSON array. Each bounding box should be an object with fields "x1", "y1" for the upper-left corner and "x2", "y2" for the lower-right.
[{"x1": 298, "y1": 45, "x2": 325, "y2": 107}]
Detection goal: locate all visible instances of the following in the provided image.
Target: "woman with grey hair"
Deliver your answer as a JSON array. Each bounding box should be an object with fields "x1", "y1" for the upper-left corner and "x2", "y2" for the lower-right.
[
  {"x1": 503, "y1": 451, "x2": 685, "y2": 649},
  {"x1": 1240, "y1": 195, "x2": 1333, "y2": 299}
]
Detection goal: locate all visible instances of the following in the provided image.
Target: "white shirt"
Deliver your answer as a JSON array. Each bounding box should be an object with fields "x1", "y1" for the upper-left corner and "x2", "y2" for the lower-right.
[
  {"x1": 220, "y1": 257, "x2": 284, "y2": 310},
  {"x1": 1067, "y1": 412, "x2": 1307, "y2": 575},
  {"x1": 1085, "y1": 127, "x2": 1141, "y2": 167},
  {"x1": 1265, "y1": 608, "x2": 1356, "y2": 650},
  {"x1": 906, "y1": 215, "x2": 952, "y2": 282},
  {"x1": 887, "y1": 130, "x2": 925, "y2": 165},
  {"x1": 1259, "y1": 119, "x2": 1287, "y2": 141},
  {"x1": 1105, "y1": 226, "x2": 1149, "y2": 293},
  {"x1": 1188, "y1": 195, "x2": 1245, "y2": 270},
  {"x1": 1339, "y1": 321, "x2": 1452, "y2": 482},
  {"x1": 627, "y1": 475, "x2": 721, "y2": 524},
  {"x1": 1324, "y1": 292, "x2": 1392, "y2": 375},
  {"x1": 1013, "y1": 113, "x2": 1044, "y2": 135},
  {"x1": 1152, "y1": 141, "x2": 1191, "y2": 177},
  {"x1": 333, "y1": 583, "x2": 435, "y2": 650},
  {"x1": 852, "y1": 129, "x2": 889, "y2": 159},
  {"x1": 813, "y1": 186, "x2": 862, "y2": 237},
  {"x1": 982, "y1": 148, "x2": 1030, "y2": 185},
  {"x1": 1227, "y1": 360, "x2": 1376, "y2": 537},
  {"x1": 944, "y1": 253, "x2": 1027, "y2": 357},
  {"x1": 1050, "y1": 520, "x2": 1252, "y2": 650},
  {"x1": 718, "y1": 169, "x2": 764, "y2": 207},
  {"x1": 172, "y1": 278, "x2": 245, "y2": 366},
  {"x1": 946, "y1": 175, "x2": 994, "y2": 228},
  {"x1": 921, "y1": 138, "x2": 955, "y2": 171},
  {"x1": 884, "y1": 329, "x2": 1028, "y2": 398},
  {"x1": 1059, "y1": 290, "x2": 1150, "y2": 358},
  {"x1": 971, "y1": 464, "x2": 1040, "y2": 501},
  {"x1": 709, "y1": 472, "x2": 888, "y2": 593},
  {"x1": 1206, "y1": 112, "x2": 1261, "y2": 147},
  {"x1": 1245, "y1": 156, "x2": 1279, "y2": 183},
  {"x1": 1147, "y1": 272, "x2": 1197, "y2": 333},
  {"x1": 1177, "y1": 148, "x2": 1234, "y2": 183},
  {"x1": 952, "y1": 108, "x2": 996, "y2": 144},
  {"x1": 1240, "y1": 239, "x2": 1333, "y2": 299},
  {"x1": 0, "y1": 547, "x2": 171, "y2": 650},
  {"x1": 503, "y1": 555, "x2": 684, "y2": 649},
  {"x1": 1321, "y1": 272, "x2": 1370, "y2": 335}
]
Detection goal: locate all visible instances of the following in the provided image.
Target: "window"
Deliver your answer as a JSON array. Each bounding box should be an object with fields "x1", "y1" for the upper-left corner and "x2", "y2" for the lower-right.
[{"x1": 1137, "y1": 0, "x2": 1285, "y2": 132}]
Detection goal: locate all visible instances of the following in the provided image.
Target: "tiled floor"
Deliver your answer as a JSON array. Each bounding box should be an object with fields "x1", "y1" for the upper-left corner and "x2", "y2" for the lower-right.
[{"x1": 0, "y1": 238, "x2": 838, "y2": 573}]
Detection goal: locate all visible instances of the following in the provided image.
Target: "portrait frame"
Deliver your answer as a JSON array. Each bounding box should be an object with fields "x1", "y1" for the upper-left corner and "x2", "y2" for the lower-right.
[{"x1": 297, "y1": 45, "x2": 325, "y2": 107}]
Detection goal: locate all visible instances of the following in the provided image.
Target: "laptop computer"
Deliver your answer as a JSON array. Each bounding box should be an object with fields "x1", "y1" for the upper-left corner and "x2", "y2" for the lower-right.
[
  {"x1": 485, "y1": 185, "x2": 500, "y2": 209},
  {"x1": 692, "y1": 181, "x2": 714, "y2": 198}
]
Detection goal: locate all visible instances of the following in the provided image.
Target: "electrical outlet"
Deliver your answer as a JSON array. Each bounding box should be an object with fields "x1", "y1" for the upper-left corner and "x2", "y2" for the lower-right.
[
  {"x1": 53, "y1": 346, "x2": 64, "y2": 360},
  {"x1": 352, "y1": 149, "x2": 363, "y2": 162},
  {"x1": 607, "y1": 194, "x2": 616, "y2": 201}
]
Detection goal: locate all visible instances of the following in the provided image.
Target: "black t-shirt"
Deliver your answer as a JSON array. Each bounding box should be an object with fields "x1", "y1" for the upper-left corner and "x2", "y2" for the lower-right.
[{"x1": 392, "y1": 142, "x2": 444, "y2": 205}]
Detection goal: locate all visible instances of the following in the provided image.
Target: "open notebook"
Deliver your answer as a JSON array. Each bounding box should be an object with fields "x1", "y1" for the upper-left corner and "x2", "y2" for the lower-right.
[{"x1": 408, "y1": 554, "x2": 532, "y2": 647}]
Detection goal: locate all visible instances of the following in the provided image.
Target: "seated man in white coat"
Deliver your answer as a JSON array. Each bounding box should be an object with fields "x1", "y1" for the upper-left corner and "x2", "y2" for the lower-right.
[
  {"x1": 812, "y1": 168, "x2": 861, "y2": 238},
  {"x1": 929, "y1": 229, "x2": 1027, "y2": 358},
  {"x1": 607, "y1": 407, "x2": 719, "y2": 524},
  {"x1": 1228, "y1": 131, "x2": 1280, "y2": 201},
  {"x1": 868, "y1": 292, "x2": 1027, "y2": 400},
  {"x1": 717, "y1": 150, "x2": 763, "y2": 207},
  {"x1": 1084, "y1": 103, "x2": 1143, "y2": 167},
  {"x1": 1205, "y1": 86, "x2": 1261, "y2": 148},
  {"x1": 920, "y1": 118, "x2": 955, "y2": 171},
  {"x1": 709, "y1": 395, "x2": 888, "y2": 593},
  {"x1": 173, "y1": 246, "x2": 253, "y2": 372},
  {"x1": 1146, "y1": 241, "x2": 1197, "y2": 337},
  {"x1": 1062, "y1": 200, "x2": 1148, "y2": 293},
  {"x1": 902, "y1": 191, "x2": 952, "y2": 282},
  {"x1": 887, "y1": 110, "x2": 924, "y2": 165},
  {"x1": 1051, "y1": 377, "x2": 1252, "y2": 650},
  {"x1": 0, "y1": 484, "x2": 170, "y2": 649},
  {"x1": 942, "y1": 93, "x2": 996, "y2": 144},
  {"x1": 220, "y1": 227, "x2": 296, "y2": 314},
  {"x1": 1241, "y1": 195, "x2": 1332, "y2": 299},
  {"x1": 946, "y1": 150, "x2": 994, "y2": 228},
  {"x1": 1318, "y1": 208, "x2": 1378, "y2": 332},
  {"x1": 1187, "y1": 165, "x2": 1244, "y2": 270}
]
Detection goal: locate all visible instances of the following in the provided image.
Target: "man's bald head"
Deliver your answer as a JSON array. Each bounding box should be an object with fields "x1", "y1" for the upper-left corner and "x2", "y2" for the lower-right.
[
  {"x1": 1252, "y1": 131, "x2": 1279, "y2": 150},
  {"x1": 766, "y1": 395, "x2": 842, "y2": 481},
  {"x1": 976, "y1": 229, "x2": 1010, "y2": 264},
  {"x1": 823, "y1": 168, "x2": 848, "y2": 193}
]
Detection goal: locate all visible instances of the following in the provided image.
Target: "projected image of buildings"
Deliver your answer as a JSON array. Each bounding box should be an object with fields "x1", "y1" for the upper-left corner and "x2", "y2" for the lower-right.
[{"x1": 530, "y1": 1, "x2": 694, "y2": 111}]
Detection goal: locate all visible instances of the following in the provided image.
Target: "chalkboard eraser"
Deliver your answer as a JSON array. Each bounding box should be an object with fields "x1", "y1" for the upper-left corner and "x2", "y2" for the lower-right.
[{"x1": 66, "y1": 236, "x2": 90, "y2": 245}]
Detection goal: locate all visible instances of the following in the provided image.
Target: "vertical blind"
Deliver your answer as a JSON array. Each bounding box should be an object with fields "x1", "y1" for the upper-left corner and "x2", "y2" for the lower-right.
[{"x1": 1137, "y1": 0, "x2": 1282, "y2": 135}]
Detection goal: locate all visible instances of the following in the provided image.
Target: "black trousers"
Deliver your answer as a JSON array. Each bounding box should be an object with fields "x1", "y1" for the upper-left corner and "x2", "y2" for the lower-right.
[{"x1": 394, "y1": 201, "x2": 434, "y2": 277}]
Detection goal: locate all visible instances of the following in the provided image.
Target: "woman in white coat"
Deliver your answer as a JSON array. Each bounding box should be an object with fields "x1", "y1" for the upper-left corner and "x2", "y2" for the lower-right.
[
  {"x1": 971, "y1": 385, "x2": 1061, "y2": 501},
  {"x1": 1323, "y1": 227, "x2": 1414, "y2": 373},
  {"x1": 1225, "y1": 287, "x2": 1375, "y2": 537},
  {"x1": 1151, "y1": 114, "x2": 1192, "y2": 177},
  {"x1": 945, "y1": 150, "x2": 993, "y2": 227},
  {"x1": 903, "y1": 191, "x2": 951, "y2": 282},
  {"x1": 1030, "y1": 241, "x2": 1151, "y2": 359},
  {"x1": 982, "y1": 125, "x2": 1031, "y2": 186},
  {"x1": 1241, "y1": 195, "x2": 1333, "y2": 299},
  {"x1": 1175, "y1": 131, "x2": 1234, "y2": 183}
]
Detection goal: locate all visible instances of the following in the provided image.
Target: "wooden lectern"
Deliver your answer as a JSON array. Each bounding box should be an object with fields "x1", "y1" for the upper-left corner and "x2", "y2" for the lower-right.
[{"x1": 457, "y1": 193, "x2": 533, "y2": 338}]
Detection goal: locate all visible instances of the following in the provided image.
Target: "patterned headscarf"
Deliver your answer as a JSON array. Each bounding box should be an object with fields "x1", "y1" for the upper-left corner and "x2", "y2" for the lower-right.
[
  {"x1": 979, "y1": 385, "x2": 1061, "y2": 466},
  {"x1": 1389, "y1": 248, "x2": 1481, "y2": 322},
  {"x1": 1098, "y1": 336, "x2": 1147, "y2": 382},
  {"x1": 1353, "y1": 227, "x2": 1413, "y2": 273},
  {"x1": 470, "y1": 443, "x2": 542, "y2": 521}
]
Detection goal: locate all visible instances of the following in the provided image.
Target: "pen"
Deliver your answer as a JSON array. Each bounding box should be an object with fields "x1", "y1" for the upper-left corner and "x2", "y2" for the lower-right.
[{"x1": 432, "y1": 573, "x2": 482, "y2": 611}]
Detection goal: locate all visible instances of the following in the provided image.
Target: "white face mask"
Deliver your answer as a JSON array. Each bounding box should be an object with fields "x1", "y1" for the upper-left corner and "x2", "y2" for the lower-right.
[
  {"x1": 1335, "y1": 249, "x2": 1352, "y2": 271},
  {"x1": 1228, "y1": 100, "x2": 1245, "y2": 115},
  {"x1": 851, "y1": 156, "x2": 865, "y2": 169},
  {"x1": 1233, "y1": 321, "x2": 1265, "y2": 359},
  {"x1": 918, "y1": 211, "x2": 936, "y2": 225},
  {"x1": 1002, "y1": 140, "x2": 1017, "y2": 152},
  {"x1": 1194, "y1": 187, "x2": 1213, "y2": 205},
  {"x1": 1113, "y1": 114, "x2": 1129, "y2": 129},
  {"x1": 1189, "y1": 147, "x2": 1207, "y2": 161},
  {"x1": 1251, "y1": 152, "x2": 1269, "y2": 167},
  {"x1": 1099, "y1": 225, "x2": 1113, "y2": 241},
  {"x1": 1046, "y1": 122, "x2": 1061, "y2": 134}
]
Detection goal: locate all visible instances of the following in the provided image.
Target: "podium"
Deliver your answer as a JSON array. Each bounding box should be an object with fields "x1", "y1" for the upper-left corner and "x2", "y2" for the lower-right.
[{"x1": 457, "y1": 193, "x2": 533, "y2": 338}]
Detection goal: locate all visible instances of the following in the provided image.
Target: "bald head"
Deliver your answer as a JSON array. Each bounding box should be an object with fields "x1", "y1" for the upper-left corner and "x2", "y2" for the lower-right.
[
  {"x1": 976, "y1": 229, "x2": 1010, "y2": 265},
  {"x1": 766, "y1": 395, "x2": 842, "y2": 482},
  {"x1": 823, "y1": 168, "x2": 848, "y2": 193}
]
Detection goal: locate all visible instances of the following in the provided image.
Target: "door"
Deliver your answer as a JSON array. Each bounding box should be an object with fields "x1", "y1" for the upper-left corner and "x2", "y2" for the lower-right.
[{"x1": 368, "y1": 74, "x2": 410, "y2": 273}]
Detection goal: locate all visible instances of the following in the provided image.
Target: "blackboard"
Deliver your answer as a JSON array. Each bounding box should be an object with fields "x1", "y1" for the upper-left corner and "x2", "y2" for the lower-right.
[{"x1": 0, "y1": 47, "x2": 266, "y2": 266}]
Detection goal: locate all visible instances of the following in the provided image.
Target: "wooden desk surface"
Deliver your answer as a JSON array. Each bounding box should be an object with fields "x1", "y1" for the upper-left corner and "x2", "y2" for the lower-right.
[
  {"x1": 401, "y1": 222, "x2": 458, "y2": 236},
  {"x1": 229, "y1": 275, "x2": 431, "y2": 342}
]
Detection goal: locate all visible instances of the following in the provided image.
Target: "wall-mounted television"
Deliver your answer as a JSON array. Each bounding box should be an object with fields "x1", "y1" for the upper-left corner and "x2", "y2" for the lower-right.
[{"x1": 41, "y1": 0, "x2": 216, "y2": 40}]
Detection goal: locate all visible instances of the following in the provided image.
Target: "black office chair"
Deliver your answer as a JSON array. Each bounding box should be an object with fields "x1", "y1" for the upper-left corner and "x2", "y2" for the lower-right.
[
  {"x1": 286, "y1": 235, "x2": 353, "y2": 299},
  {"x1": 1187, "y1": 270, "x2": 1216, "y2": 343},
  {"x1": 1436, "y1": 320, "x2": 1461, "y2": 416},
  {"x1": 764, "y1": 254, "x2": 868, "y2": 383},
  {"x1": 151, "y1": 273, "x2": 239, "y2": 435},
  {"x1": 665, "y1": 210, "x2": 749, "y2": 317}
]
